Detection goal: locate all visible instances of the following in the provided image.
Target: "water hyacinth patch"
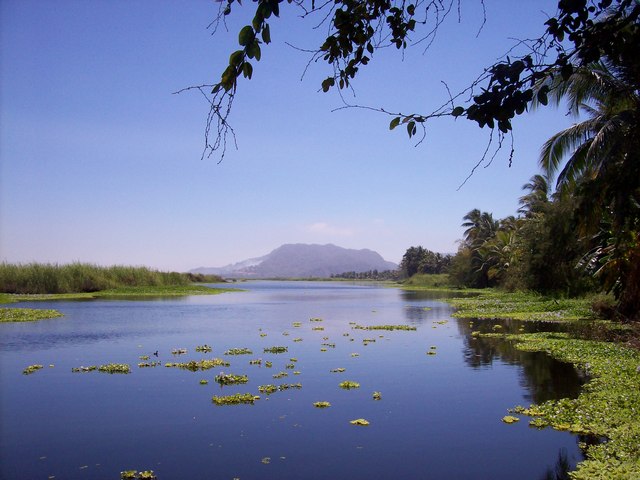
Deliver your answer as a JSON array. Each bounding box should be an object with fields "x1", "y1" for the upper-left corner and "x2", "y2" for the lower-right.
[
  {"x1": 165, "y1": 359, "x2": 229, "y2": 371},
  {"x1": 23, "y1": 364, "x2": 44, "y2": 375},
  {"x1": 272, "y1": 371, "x2": 288, "y2": 379},
  {"x1": 214, "y1": 373, "x2": 249, "y2": 385},
  {"x1": 199, "y1": 379, "x2": 209, "y2": 385},
  {"x1": 312, "y1": 326, "x2": 324, "y2": 331},
  {"x1": 98, "y1": 363, "x2": 131, "y2": 374},
  {"x1": 263, "y1": 346, "x2": 288, "y2": 354},
  {"x1": 212, "y1": 393, "x2": 259, "y2": 406},
  {"x1": 72, "y1": 365, "x2": 97, "y2": 373},
  {"x1": 195, "y1": 344, "x2": 213, "y2": 353},
  {"x1": 350, "y1": 418, "x2": 370, "y2": 426},
  {"x1": 259, "y1": 383, "x2": 302, "y2": 395},
  {"x1": 249, "y1": 359, "x2": 262, "y2": 365},
  {"x1": 353, "y1": 324, "x2": 416, "y2": 331},
  {"x1": 502, "y1": 416, "x2": 520, "y2": 424},
  {"x1": 225, "y1": 348, "x2": 253, "y2": 355},
  {"x1": 339, "y1": 380, "x2": 360, "y2": 389},
  {"x1": 330, "y1": 368, "x2": 346, "y2": 373},
  {"x1": 171, "y1": 348, "x2": 187, "y2": 355},
  {"x1": 373, "y1": 391, "x2": 382, "y2": 400},
  {"x1": 1, "y1": 307, "x2": 63, "y2": 322},
  {"x1": 138, "y1": 361, "x2": 161, "y2": 368},
  {"x1": 310, "y1": 317, "x2": 323, "y2": 322},
  {"x1": 313, "y1": 401, "x2": 331, "y2": 408}
]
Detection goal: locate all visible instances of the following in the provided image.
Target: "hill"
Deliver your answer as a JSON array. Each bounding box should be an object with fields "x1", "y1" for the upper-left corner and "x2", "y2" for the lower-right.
[{"x1": 191, "y1": 243, "x2": 398, "y2": 278}]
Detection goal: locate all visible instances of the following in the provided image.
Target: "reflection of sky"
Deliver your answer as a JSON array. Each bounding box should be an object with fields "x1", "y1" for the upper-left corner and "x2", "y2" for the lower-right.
[{"x1": 0, "y1": 281, "x2": 584, "y2": 480}]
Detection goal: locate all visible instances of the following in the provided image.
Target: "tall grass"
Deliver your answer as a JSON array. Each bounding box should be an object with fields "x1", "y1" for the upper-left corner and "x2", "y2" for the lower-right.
[{"x1": 0, "y1": 263, "x2": 223, "y2": 294}]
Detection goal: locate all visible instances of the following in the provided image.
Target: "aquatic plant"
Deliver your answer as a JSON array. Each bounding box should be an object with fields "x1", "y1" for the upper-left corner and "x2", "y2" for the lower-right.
[
  {"x1": 259, "y1": 383, "x2": 302, "y2": 395},
  {"x1": 120, "y1": 471, "x2": 137, "y2": 479},
  {"x1": 199, "y1": 379, "x2": 209, "y2": 385},
  {"x1": 292, "y1": 322, "x2": 302, "y2": 327},
  {"x1": 350, "y1": 418, "x2": 370, "y2": 426},
  {"x1": 225, "y1": 348, "x2": 253, "y2": 355},
  {"x1": 263, "y1": 346, "x2": 288, "y2": 354},
  {"x1": 312, "y1": 326, "x2": 325, "y2": 331},
  {"x1": 22, "y1": 364, "x2": 43, "y2": 375},
  {"x1": 350, "y1": 353, "x2": 359, "y2": 357},
  {"x1": 138, "y1": 472, "x2": 156, "y2": 480},
  {"x1": 320, "y1": 348, "x2": 327, "y2": 352},
  {"x1": 249, "y1": 359, "x2": 262, "y2": 365},
  {"x1": 265, "y1": 361, "x2": 273, "y2": 368},
  {"x1": 138, "y1": 361, "x2": 161, "y2": 368},
  {"x1": 321, "y1": 343, "x2": 336, "y2": 348},
  {"x1": 363, "y1": 338, "x2": 376, "y2": 344},
  {"x1": 165, "y1": 358, "x2": 229, "y2": 371},
  {"x1": 339, "y1": 380, "x2": 360, "y2": 389},
  {"x1": 313, "y1": 401, "x2": 331, "y2": 408},
  {"x1": 98, "y1": 363, "x2": 131, "y2": 374},
  {"x1": 330, "y1": 368, "x2": 346, "y2": 373},
  {"x1": 293, "y1": 338, "x2": 303, "y2": 342},
  {"x1": 72, "y1": 365, "x2": 97, "y2": 373},
  {"x1": 272, "y1": 371, "x2": 288, "y2": 379},
  {"x1": 214, "y1": 373, "x2": 249, "y2": 385},
  {"x1": 139, "y1": 355, "x2": 150, "y2": 361},
  {"x1": 293, "y1": 371, "x2": 301, "y2": 375},
  {"x1": 285, "y1": 363, "x2": 295, "y2": 369},
  {"x1": 289, "y1": 358, "x2": 298, "y2": 362},
  {"x1": 212, "y1": 393, "x2": 259, "y2": 405},
  {"x1": 426, "y1": 351, "x2": 437, "y2": 356},
  {"x1": 1, "y1": 307, "x2": 64, "y2": 322},
  {"x1": 195, "y1": 344, "x2": 213, "y2": 353},
  {"x1": 373, "y1": 391, "x2": 382, "y2": 400},
  {"x1": 502, "y1": 416, "x2": 520, "y2": 424},
  {"x1": 171, "y1": 348, "x2": 187, "y2": 355},
  {"x1": 354, "y1": 324, "x2": 417, "y2": 331},
  {"x1": 261, "y1": 457, "x2": 271, "y2": 464},
  {"x1": 310, "y1": 317, "x2": 323, "y2": 322}
]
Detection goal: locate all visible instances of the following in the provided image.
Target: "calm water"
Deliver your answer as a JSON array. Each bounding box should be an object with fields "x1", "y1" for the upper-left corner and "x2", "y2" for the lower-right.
[{"x1": 0, "y1": 281, "x2": 585, "y2": 480}]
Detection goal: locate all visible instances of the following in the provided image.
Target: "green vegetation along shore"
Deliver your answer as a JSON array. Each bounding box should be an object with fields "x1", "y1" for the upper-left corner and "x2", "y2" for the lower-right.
[
  {"x1": 401, "y1": 275, "x2": 639, "y2": 480},
  {"x1": 0, "y1": 263, "x2": 235, "y2": 322}
]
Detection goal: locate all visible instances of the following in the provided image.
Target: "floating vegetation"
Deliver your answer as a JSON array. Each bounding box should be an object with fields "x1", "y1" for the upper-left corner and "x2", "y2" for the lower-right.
[
  {"x1": 350, "y1": 418, "x2": 370, "y2": 426},
  {"x1": 171, "y1": 348, "x2": 187, "y2": 355},
  {"x1": 293, "y1": 338, "x2": 303, "y2": 342},
  {"x1": 195, "y1": 344, "x2": 213, "y2": 353},
  {"x1": 72, "y1": 365, "x2": 97, "y2": 373},
  {"x1": 98, "y1": 363, "x2": 131, "y2": 374},
  {"x1": 313, "y1": 401, "x2": 331, "y2": 408},
  {"x1": 23, "y1": 364, "x2": 44, "y2": 375},
  {"x1": 260, "y1": 333, "x2": 267, "y2": 337},
  {"x1": 292, "y1": 322, "x2": 302, "y2": 327},
  {"x1": 289, "y1": 358, "x2": 298, "y2": 362},
  {"x1": 330, "y1": 368, "x2": 346, "y2": 373},
  {"x1": 339, "y1": 380, "x2": 360, "y2": 389},
  {"x1": 259, "y1": 383, "x2": 302, "y2": 395},
  {"x1": 435, "y1": 320, "x2": 448, "y2": 325},
  {"x1": 263, "y1": 346, "x2": 288, "y2": 354},
  {"x1": 199, "y1": 379, "x2": 209, "y2": 385},
  {"x1": 285, "y1": 363, "x2": 295, "y2": 369},
  {"x1": 353, "y1": 324, "x2": 417, "y2": 331},
  {"x1": 312, "y1": 326, "x2": 325, "y2": 331},
  {"x1": 1, "y1": 307, "x2": 63, "y2": 322},
  {"x1": 282, "y1": 331, "x2": 290, "y2": 336},
  {"x1": 502, "y1": 416, "x2": 520, "y2": 424},
  {"x1": 164, "y1": 358, "x2": 229, "y2": 371},
  {"x1": 321, "y1": 343, "x2": 336, "y2": 348},
  {"x1": 214, "y1": 373, "x2": 249, "y2": 385},
  {"x1": 225, "y1": 348, "x2": 253, "y2": 355},
  {"x1": 261, "y1": 457, "x2": 271, "y2": 464},
  {"x1": 343, "y1": 333, "x2": 350, "y2": 337},
  {"x1": 320, "y1": 348, "x2": 327, "y2": 352},
  {"x1": 310, "y1": 317, "x2": 323, "y2": 322},
  {"x1": 293, "y1": 371, "x2": 301, "y2": 375},
  {"x1": 426, "y1": 351, "x2": 437, "y2": 356},
  {"x1": 212, "y1": 393, "x2": 259, "y2": 405},
  {"x1": 350, "y1": 353, "x2": 359, "y2": 357},
  {"x1": 138, "y1": 361, "x2": 161, "y2": 368},
  {"x1": 363, "y1": 338, "x2": 376, "y2": 344},
  {"x1": 249, "y1": 359, "x2": 262, "y2": 365},
  {"x1": 272, "y1": 371, "x2": 288, "y2": 379},
  {"x1": 373, "y1": 391, "x2": 382, "y2": 400},
  {"x1": 121, "y1": 471, "x2": 155, "y2": 480},
  {"x1": 139, "y1": 355, "x2": 150, "y2": 360},
  {"x1": 265, "y1": 361, "x2": 273, "y2": 368}
]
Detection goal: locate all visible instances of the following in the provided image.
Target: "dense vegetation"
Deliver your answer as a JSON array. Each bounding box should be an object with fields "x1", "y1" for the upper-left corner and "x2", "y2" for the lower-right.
[
  {"x1": 0, "y1": 263, "x2": 223, "y2": 295},
  {"x1": 330, "y1": 269, "x2": 400, "y2": 281}
]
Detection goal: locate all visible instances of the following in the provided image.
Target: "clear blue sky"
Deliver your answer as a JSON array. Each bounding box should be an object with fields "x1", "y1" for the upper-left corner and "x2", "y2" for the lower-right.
[{"x1": 1, "y1": 0, "x2": 572, "y2": 271}]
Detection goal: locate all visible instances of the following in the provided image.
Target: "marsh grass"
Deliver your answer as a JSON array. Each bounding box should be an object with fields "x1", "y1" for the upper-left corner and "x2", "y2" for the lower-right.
[{"x1": 0, "y1": 262, "x2": 224, "y2": 295}]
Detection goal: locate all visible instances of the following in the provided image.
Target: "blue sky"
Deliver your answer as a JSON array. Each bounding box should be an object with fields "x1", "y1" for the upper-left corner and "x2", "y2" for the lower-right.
[{"x1": 1, "y1": 0, "x2": 572, "y2": 271}]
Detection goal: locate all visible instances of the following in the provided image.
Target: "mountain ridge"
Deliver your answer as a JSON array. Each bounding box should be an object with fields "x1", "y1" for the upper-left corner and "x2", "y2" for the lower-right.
[{"x1": 191, "y1": 243, "x2": 398, "y2": 278}]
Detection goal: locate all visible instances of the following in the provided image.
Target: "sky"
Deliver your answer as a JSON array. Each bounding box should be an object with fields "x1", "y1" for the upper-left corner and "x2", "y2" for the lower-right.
[{"x1": 0, "y1": 0, "x2": 574, "y2": 272}]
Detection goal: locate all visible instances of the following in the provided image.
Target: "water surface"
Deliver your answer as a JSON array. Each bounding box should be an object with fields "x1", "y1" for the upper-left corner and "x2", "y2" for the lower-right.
[{"x1": 0, "y1": 281, "x2": 584, "y2": 479}]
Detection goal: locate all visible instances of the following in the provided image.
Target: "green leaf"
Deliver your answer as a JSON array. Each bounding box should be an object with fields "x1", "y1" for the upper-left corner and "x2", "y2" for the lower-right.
[
  {"x1": 229, "y1": 50, "x2": 244, "y2": 66},
  {"x1": 246, "y1": 41, "x2": 261, "y2": 61},
  {"x1": 239, "y1": 26, "x2": 254, "y2": 47},
  {"x1": 407, "y1": 121, "x2": 416, "y2": 138},
  {"x1": 389, "y1": 117, "x2": 401, "y2": 130},
  {"x1": 261, "y1": 23, "x2": 271, "y2": 44},
  {"x1": 321, "y1": 77, "x2": 335, "y2": 93},
  {"x1": 452, "y1": 106, "x2": 465, "y2": 117},
  {"x1": 242, "y1": 62, "x2": 253, "y2": 79}
]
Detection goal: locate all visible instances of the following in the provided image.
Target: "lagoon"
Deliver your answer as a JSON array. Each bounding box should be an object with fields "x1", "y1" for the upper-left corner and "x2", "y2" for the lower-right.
[{"x1": 0, "y1": 281, "x2": 584, "y2": 479}]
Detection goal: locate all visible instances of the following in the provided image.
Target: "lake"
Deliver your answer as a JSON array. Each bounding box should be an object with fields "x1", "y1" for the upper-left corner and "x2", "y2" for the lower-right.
[{"x1": 0, "y1": 281, "x2": 585, "y2": 479}]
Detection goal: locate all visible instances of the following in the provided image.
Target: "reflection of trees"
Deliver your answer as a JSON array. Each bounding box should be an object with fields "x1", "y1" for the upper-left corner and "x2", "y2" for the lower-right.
[
  {"x1": 540, "y1": 449, "x2": 572, "y2": 480},
  {"x1": 456, "y1": 318, "x2": 587, "y2": 404}
]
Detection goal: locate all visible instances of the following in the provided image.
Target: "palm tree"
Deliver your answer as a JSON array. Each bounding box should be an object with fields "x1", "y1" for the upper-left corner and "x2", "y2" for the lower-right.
[
  {"x1": 534, "y1": 55, "x2": 640, "y2": 319},
  {"x1": 518, "y1": 174, "x2": 550, "y2": 217}
]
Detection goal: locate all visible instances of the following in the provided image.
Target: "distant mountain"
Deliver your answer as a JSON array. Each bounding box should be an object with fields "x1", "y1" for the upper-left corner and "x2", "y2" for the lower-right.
[{"x1": 191, "y1": 243, "x2": 398, "y2": 278}]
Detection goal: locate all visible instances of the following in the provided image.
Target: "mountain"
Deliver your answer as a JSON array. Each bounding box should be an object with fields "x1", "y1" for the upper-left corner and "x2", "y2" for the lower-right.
[{"x1": 191, "y1": 243, "x2": 398, "y2": 278}]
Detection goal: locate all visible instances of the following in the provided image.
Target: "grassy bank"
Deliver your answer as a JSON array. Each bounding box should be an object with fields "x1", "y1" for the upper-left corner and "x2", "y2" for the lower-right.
[{"x1": 0, "y1": 263, "x2": 223, "y2": 295}]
